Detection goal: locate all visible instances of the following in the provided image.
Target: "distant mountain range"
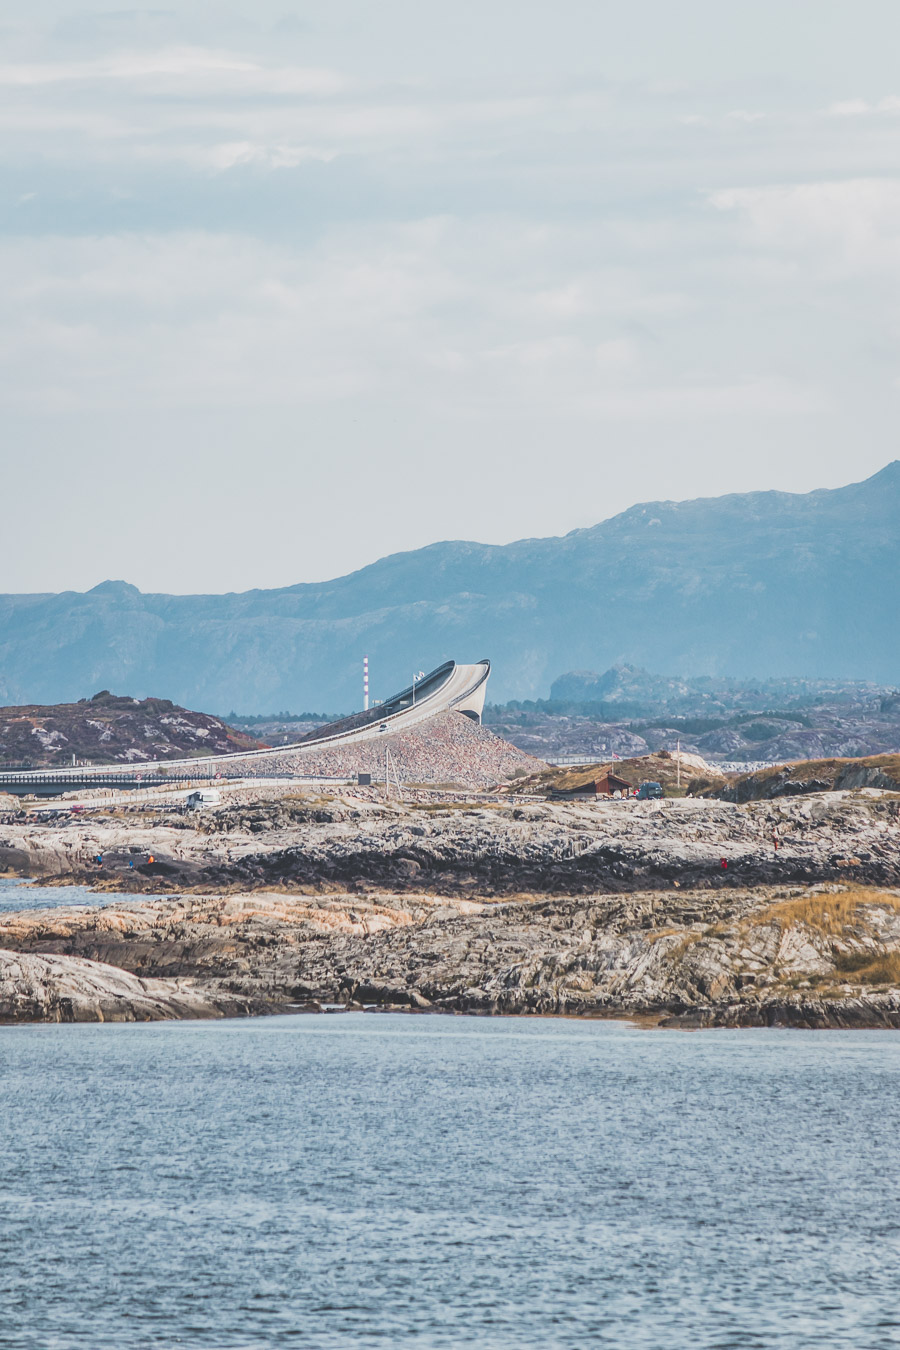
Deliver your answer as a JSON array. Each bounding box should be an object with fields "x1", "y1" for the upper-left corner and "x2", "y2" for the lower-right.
[{"x1": 1, "y1": 463, "x2": 897, "y2": 712}]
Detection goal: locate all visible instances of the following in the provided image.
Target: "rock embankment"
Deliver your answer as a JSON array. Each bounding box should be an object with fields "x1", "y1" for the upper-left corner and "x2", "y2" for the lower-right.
[{"x1": 220, "y1": 711, "x2": 546, "y2": 789}]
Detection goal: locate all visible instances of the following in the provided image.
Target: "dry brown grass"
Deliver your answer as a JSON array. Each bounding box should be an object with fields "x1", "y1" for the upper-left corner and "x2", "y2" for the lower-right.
[
  {"x1": 732, "y1": 753, "x2": 900, "y2": 795},
  {"x1": 832, "y1": 949, "x2": 900, "y2": 984},
  {"x1": 645, "y1": 927, "x2": 684, "y2": 944},
  {"x1": 408, "y1": 801, "x2": 502, "y2": 814},
  {"x1": 751, "y1": 888, "x2": 900, "y2": 991},
  {"x1": 750, "y1": 888, "x2": 900, "y2": 937},
  {"x1": 514, "y1": 752, "x2": 713, "y2": 797}
]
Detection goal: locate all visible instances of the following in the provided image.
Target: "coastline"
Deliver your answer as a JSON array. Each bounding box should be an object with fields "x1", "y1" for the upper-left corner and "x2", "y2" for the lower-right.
[
  {"x1": 3, "y1": 879, "x2": 900, "y2": 1030},
  {"x1": 1, "y1": 788, "x2": 899, "y2": 1028}
]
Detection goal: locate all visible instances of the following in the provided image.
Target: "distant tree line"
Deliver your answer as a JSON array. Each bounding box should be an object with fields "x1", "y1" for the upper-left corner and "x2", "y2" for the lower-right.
[
  {"x1": 484, "y1": 700, "x2": 817, "y2": 729},
  {"x1": 223, "y1": 710, "x2": 347, "y2": 726}
]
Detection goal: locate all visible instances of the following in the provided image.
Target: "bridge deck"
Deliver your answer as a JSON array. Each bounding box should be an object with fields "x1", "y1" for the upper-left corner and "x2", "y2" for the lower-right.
[{"x1": 0, "y1": 659, "x2": 490, "y2": 796}]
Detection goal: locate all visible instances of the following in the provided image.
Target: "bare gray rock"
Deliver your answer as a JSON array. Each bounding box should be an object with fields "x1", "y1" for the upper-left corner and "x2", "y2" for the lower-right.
[
  {"x1": 4, "y1": 882, "x2": 900, "y2": 1028},
  {"x1": 0, "y1": 947, "x2": 268, "y2": 1023},
  {"x1": 1, "y1": 787, "x2": 899, "y2": 1026},
  {"x1": 4, "y1": 790, "x2": 899, "y2": 896}
]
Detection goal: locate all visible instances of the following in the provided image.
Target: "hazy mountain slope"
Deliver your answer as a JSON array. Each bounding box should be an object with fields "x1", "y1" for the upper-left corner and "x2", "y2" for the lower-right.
[{"x1": 1, "y1": 464, "x2": 897, "y2": 711}]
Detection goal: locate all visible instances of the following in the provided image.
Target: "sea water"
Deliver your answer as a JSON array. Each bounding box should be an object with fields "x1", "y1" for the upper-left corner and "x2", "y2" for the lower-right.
[
  {"x1": 1, "y1": 1013, "x2": 899, "y2": 1348},
  {"x1": 0, "y1": 878, "x2": 165, "y2": 914}
]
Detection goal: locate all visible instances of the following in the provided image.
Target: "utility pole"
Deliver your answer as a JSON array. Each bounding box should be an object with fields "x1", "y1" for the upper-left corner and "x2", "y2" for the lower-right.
[
  {"x1": 676, "y1": 738, "x2": 681, "y2": 791},
  {"x1": 364, "y1": 656, "x2": 369, "y2": 712},
  {"x1": 384, "y1": 748, "x2": 401, "y2": 801}
]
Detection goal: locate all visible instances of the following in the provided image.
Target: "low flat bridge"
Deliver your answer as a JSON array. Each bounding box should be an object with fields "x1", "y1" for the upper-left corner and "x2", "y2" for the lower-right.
[
  {"x1": 0, "y1": 773, "x2": 211, "y2": 798},
  {"x1": 0, "y1": 658, "x2": 491, "y2": 798}
]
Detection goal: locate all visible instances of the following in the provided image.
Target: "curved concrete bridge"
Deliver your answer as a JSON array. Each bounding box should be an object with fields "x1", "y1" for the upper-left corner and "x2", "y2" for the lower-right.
[{"x1": 0, "y1": 659, "x2": 491, "y2": 796}]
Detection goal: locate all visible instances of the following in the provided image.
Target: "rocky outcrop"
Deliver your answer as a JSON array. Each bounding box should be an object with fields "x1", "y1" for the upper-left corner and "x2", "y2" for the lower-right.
[
  {"x1": 0, "y1": 690, "x2": 262, "y2": 768},
  {"x1": 2, "y1": 790, "x2": 899, "y2": 894},
  {"x1": 3, "y1": 883, "x2": 900, "y2": 1028},
  {"x1": 1, "y1": 787, "x2": 899, "y2": 1025},
  {"x1": 717, "y1": 755, "x2": 900, "y2": 803},
  {"x1": 0, "y1": 947, "x2": 274, "y2": 1023}
]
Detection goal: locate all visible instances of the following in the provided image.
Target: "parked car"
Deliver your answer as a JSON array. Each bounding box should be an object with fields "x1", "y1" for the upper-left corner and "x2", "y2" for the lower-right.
[{"x1": 636, "y1": 781, "x2": 664, "y2": 800}]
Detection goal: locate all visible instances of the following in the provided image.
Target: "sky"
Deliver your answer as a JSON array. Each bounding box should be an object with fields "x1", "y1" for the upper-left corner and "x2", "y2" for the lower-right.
[{"x1": 4, "y1": 0, "x2": 900, "y2": 593}]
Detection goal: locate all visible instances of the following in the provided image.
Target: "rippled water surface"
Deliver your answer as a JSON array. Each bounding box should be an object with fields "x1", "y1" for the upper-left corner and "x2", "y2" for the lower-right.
[{"x1": 2, "y1": 1015, "x2": 900, "y2": 1349}]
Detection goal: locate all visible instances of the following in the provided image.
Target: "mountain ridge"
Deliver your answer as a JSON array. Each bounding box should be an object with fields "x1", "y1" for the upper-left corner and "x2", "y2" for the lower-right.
[{"x1": 1, "y1": 463, "x2": 897, "y2": 710}]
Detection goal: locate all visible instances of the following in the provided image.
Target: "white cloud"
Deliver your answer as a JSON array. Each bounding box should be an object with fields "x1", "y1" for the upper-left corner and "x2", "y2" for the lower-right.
[
  {"x1": 0, "y1": 47, "x2": 347, "y2": 95},
  {"x1": 828, "y1": 99, "x2": 873, "y2": 117},
  {"x1": 198, "y1": 141, "x2": 338, "y2": 172},
  {"x1": 0, "y1": 220, "x2": 824, "y2": 438},
  {"x1": 580, "y1": 376, "x2": 823, "y2": 420},
  {"x1": 828, "y1": 95, "x2": 900, "y2": 117},
  {"x1": 3, "y1": 3, "x2": 900, "y2": 593},
  {"x1": 709, "y1": 178, "x2": 900, "y2": 275}
]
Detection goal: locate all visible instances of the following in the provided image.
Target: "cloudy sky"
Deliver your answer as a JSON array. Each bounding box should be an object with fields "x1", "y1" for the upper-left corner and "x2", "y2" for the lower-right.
[{"x1": 4, "y1": 0, "x2": 900, "y2": 593}]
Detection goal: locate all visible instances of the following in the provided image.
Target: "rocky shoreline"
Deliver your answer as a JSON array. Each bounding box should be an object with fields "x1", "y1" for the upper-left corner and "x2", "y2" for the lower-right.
[
  {"x1": 3, "y1": 788, "x2": 899, "y2": 894},
  {"x1": 1, "y1": 788, "x2": 899, "y2": 1027}
]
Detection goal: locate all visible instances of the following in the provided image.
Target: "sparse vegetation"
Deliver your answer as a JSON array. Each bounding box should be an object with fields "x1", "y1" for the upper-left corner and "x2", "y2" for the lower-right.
[
  {"x1": 711, "y1": 755, "x2": 900, "y2": 803},
  {"x1": 749, "y1": 888, "x2": 900, "y2": 938},
  {"x1": 0, "y1": 694, "x2": 263, "y2": 768},
  {"x1": 513, "y1": 751, "x2": 720, "y2": 798},
  {"x1": 833, "y1": 951, "x2": 900, "y2": 985}
]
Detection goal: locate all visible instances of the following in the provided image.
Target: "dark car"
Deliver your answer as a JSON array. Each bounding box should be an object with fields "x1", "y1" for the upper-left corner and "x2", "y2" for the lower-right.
[{"x1": 636, "y1": 781, "x2": 664, "y2": 800}]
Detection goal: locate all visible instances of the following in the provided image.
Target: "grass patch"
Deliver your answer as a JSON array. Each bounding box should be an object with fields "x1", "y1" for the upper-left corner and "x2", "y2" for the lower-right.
[
  {"x1": 749, "y1": 888, "x2": 900, "y2": 938},
  {"x1": 833, "y1": 950, "x2": 900, "y2": 985},
  {"x1": 646, "y1": 927, "x2": 684, "y2": 944},
  {"x1": 752, "y1": 888, "x2": 900, "y2": 990},
  {"x1": 408, "y1": 801, "x2": 504, "y2": 814}
]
